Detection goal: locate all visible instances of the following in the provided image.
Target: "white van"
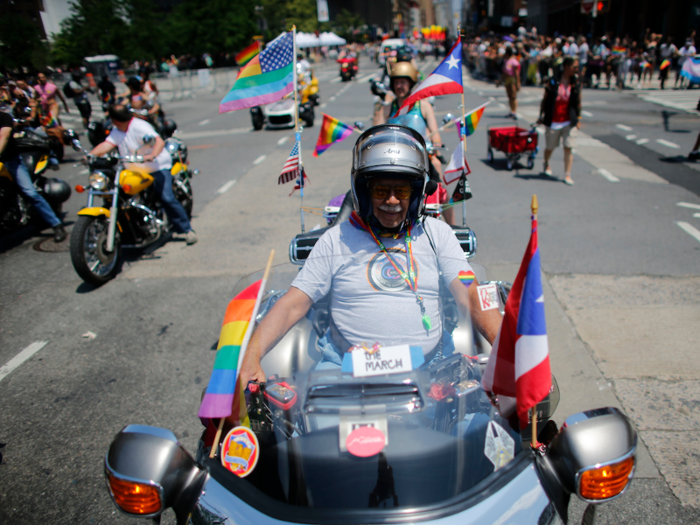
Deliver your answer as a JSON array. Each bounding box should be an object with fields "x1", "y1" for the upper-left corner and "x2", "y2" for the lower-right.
[{"x1": 379, "y1": 38, "x2": 406, "y2": 67}]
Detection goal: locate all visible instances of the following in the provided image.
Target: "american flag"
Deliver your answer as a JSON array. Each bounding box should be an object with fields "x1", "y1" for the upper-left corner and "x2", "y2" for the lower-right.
[
  {"x1": 278, "y1": 141, "x2": 300, "y2": 185},
  {"x1": 261, "y1": 32, "x2": 294, "y2": 73}
]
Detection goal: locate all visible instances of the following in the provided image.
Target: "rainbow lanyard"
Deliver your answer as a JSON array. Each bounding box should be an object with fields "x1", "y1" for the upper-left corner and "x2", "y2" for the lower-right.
[{"x1": 359, "y1": 218, "x2": 432, "y2": 333}]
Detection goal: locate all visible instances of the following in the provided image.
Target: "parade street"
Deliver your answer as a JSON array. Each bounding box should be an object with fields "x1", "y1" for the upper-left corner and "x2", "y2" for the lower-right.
[{"x1": 1, "y1": 56, "x2": 700, "y2": 523}]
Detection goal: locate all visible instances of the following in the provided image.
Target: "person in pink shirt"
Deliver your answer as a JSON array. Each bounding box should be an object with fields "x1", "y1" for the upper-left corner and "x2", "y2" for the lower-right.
[
  {"x1": 34, "y1": 72, "x2": 70, "y2": 124},
  {"x1": 502, "y1": 46, "x2": 521, "y2": 118}
]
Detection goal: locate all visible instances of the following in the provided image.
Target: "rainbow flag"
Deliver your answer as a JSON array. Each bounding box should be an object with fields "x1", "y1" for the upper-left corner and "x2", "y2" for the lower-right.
[
  {"x1": 220, "y1": 31, "x2": 294, "y2": 114},
  {"x1": 198, "y1": 280, "x2": 264, "y2": 422},
  {"x1": 611, "y1": 46, "x2": 626, "y2": 55},
  {"x1": 462, "y1": 102, "x2": 488, "y2": 137},
  {"x1": 313, "y1": 114, "x2": 356, "y2": 157},
  {"x1": 40, "y1": 113, "x2": 58, "y2": 128},
  {"x1": 660, "y1": 59, "x2": 671, "y2": 70},
  {"x1": 235, "y1": 42, "x2": 261, "y2": 66}
]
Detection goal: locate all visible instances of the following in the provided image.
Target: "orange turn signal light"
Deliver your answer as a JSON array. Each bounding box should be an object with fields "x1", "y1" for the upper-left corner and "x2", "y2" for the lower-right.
[
  {"x1": 106, "y1": 472, "x2": 162, "y2": 515},
  {"x1": 579, "y1": 456, "x2": 635, "y2": 501},
  {"x1": 75, "y1": 185, "x2": 85, "y2": 193},
  {"x1": 122, "y1": 184, "x2": 132, "y2": 193}
]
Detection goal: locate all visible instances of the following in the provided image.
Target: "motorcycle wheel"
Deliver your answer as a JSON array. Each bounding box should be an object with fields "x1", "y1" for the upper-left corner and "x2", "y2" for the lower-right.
[
  {"x1": 304, "y1": 107, "x2": 315, "y2": 128},
  {"x1": 252, "y1": 112, "x2": 264, "y2": 131},
  {"x1": 70, "y1": 215, "x2": 121, "y2": 285},
  {"x1": 49, "y1": 138, "x2": 64, "y2": 163},
  {"x1": 173, "y1": 177, "x2": 194, "y2": 219}
]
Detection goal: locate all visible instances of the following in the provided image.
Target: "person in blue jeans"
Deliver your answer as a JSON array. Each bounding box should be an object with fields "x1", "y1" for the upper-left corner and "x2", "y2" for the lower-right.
[
  {"x1": 88, "y1": 104, "x2": 197, "y2": 244},
  {"x1": 0, "y1": 110, "x2": 66, "y2": 242}
]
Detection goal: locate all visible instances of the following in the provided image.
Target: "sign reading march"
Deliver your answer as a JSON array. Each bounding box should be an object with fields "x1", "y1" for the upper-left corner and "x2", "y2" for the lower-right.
[{"x1": 352, "y1": 345, "x2": 413, "y2": 378}]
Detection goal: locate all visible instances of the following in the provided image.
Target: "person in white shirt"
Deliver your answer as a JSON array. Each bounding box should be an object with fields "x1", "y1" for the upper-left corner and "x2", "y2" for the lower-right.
[
  {"x1": 578, "y1": 37, "x2": 589, "y2": 85},
  {"x1": 676, "y1": 40, "x2": 697, "y2": 88},
  {"x1": 659, "y1": 37, "x2": 678, "y2": 89},
  {"x1": 567, "y1": 37, "x2": 579, "y2": 56},
  {"x1": 88, "y1": 104, "x2": 197, "y2": 244}
]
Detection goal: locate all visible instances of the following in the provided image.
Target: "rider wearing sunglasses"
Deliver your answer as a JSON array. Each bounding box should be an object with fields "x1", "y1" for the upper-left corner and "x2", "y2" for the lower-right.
[{"x1": 240, "y1": 125, "x2": 502, "y2": 384}]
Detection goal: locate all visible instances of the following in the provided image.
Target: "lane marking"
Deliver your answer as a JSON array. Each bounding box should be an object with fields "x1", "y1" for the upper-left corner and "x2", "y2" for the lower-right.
[
  {"x1": 478, "y1": 91, "x2": 484, "y2": 96},
  {"x1": 582, "y1": 110, "x2": 593, "y2": 117},
  {"x1": 676, "y1": 221, "x2": 700, "y2": 243},
  {"x1": 357, "y1": 73, "x2": 376, "y2": 82},
  {"x1": 626, "y1": 134, "x2": 637, "y2": 140},
  {"x1": 616, "y1": 124, "x2": 633, "y2": 131},
  {"x1": 329, "y1": 96, "x2": 336, "y2": 101},
  {"x1": 177, "y1": 127, "x2": 250, "y2": 140},
  {"x1": 330, "y1": 77, "x2": 342, "y2": 83},
  {"x1": 596, "y1": 168, "x2": 620, "y2": 182},
  {"x1": 216, "y1": 180, "x2": 236, "y2": 194},
  {"x1": 636, "y1": 138, "x2": 649, "y2": 145},
  {"x1": 253, "y1": 154, "x2": 267, "y2": 165},
  {"x1": 277, "y1": 136, "x2": 289, "y2": 146},
  {"x1": 79, "y1": 168, "x2": 89, "y2": 175},
  {"x1": 677, "y1": 202, "x2": 700, "y2": 210},
  {"x1": 319, "y1": 103, "x2": 327, "y2": 108},
  {"x1": 656, "y1": 139, "x2": 681, "y2": 149},
  {"x1": 199, "y1": 119, "x2": 210, "y2": 126},
  {"x1": 694, "y1": 213, "x2": 700, "y2": 218},
  {"x1": 0, "y1": 341, "x2": 48, "y2": 383}
]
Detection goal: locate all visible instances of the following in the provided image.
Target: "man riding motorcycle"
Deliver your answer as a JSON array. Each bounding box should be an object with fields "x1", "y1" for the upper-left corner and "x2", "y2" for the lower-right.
[
  {"x1": 373, "y1": 61, "x2": 454, "y2": 223},
  {"x1": 123, "y1": 76, "x2": 163, "y2": 128},
  {"x1": 240, "y1": 125, "x2": 501, "y2": 388},
  {"x1": 88, "y1": 103, "x2": 197, "y2": 245}
]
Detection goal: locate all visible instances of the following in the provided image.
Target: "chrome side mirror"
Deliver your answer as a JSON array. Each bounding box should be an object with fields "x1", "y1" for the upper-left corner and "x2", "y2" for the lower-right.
[
  {"x1": 142, "y1": 134, "x2": 156, "y2": 146},
  {"x1": 442, "y1": 113, "x2": 455, "y2": 126},
  {"x1": 544, "y1": 408, "x2": 637, "y2": 503},
  {"x1": 105, "y1": 425, "x2": 207, "y2": 524}
]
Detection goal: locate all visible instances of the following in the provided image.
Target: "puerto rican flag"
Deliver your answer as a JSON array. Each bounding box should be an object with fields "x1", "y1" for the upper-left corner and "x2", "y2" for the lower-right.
[
  {"x1": 392, "y1": 38, "x2": 463, "y2": 118},
  {"x1": 481, "y1": 214, "x2": 551, "y2": 428}
]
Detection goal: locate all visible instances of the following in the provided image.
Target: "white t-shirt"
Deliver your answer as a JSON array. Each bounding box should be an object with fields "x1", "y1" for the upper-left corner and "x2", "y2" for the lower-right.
[
  {"x1": 578, "y1": 43, "x2": 589, "y2": 64},
  {"x1": 292, "y1": 217, "x2": 473, "y2": 353},
  {"x1": 568, "y1": 43, "x2": 579, "y2": 56},
  {"x1": 660, "y1": 43, "x2": 677, "y2": 59},
  {"x1": 106, "y1": 117, "x2": 171, "y2": 172}
]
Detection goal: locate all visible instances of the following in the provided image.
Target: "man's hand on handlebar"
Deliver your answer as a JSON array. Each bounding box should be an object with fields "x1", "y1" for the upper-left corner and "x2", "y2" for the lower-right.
[{"x1": 240, "y1": 351, "x2": 267, "y2": 384}]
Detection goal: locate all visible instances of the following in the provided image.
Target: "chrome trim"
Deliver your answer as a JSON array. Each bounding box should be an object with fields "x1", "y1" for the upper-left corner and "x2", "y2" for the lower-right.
[
  {"x1": 575, "y1": 447, "x2": 637, "y2": 504},
  {"x1": 289, "y1": 237, "x2": 314, "y2": 265},
  {"x1": 104, "y1": 458, "x2": 165, "y2": 519}
]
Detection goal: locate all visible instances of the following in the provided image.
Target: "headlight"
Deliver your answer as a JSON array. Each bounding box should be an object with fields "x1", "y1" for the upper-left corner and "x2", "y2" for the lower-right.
[{"x1": 89, "y1": 172, "x2": 108, "y2": 191}]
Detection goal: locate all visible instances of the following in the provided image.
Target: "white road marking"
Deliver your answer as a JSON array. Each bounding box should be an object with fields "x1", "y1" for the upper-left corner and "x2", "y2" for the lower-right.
[
  {"x1": 656, "y1": 139, "x2": 681, "y2": 149},
  {"x1": 330, "y1": 77, "x2": 342, "y2": 83},
  {"x1": 0, "y1": 341, "x2": 48, "y2": 383},
  {"x1": 694, "y1": 213, "x2": 700, "y2": 219},
  {"x1": 636, "y1": 138, "x2": 649, "y2": 145},
  {"x1": 676, "y1": 221, "x2": 700, "y2": 243},
  {"x1": 498, "y1": 103, "x2": 506, "y2": 109},
  {"x1": 319, "y1": 103, "x2": 327, "y2": 108},
  {"x1": 329, "y1": 96, "x2": 336, "y2": 101},
  {"x1": 677, "y1": 202, "x2": 700, "y2": 210},
  {"x1": 626, "y1": 134, "x2": 637, "y2": 140},
  {"x1": 277, "y1": 136, "x2": 289, "y2": 146},
  {"x1": 357, "y1": 73, "x2": 376, "y2": 82},
  {"x1": 595, "y1": 168, "x2": 620, "y2": 182},
  {"x1": 616, "y1": 124, "x2": 633, "y2": 131},
  {"x1": 582, "y1": 110, "x2": 593, "y2": 117},
  {"x1": 253, "y1": 154, "x2": 267, "y2": 165},
  {"x1": 216, "y1": 180, "x2": 236, "y2": 194},
  {"x1": 478, "y1": 91, "x2": 484, "y2": 96},
  {"x1": 177, "y1": 127, "x2": 250, "y2": 140},
  {"x1": 199, "y1": 119, "x2": 210, "y2": 126},
  {"x1": 79, "y1": 169, "x2": 89, "y2": 175}
]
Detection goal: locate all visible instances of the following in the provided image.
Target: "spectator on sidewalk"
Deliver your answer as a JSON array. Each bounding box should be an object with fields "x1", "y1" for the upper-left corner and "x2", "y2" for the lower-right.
[
  {"x1": 538, "y1": 56, "x2": 581, "y2": 186},
  {"x1": 659, "y1": 37, "x2": 678, "y2": 90},
  {"x1": 502, "y1": 46, "x2": 521, "y2": 118}
]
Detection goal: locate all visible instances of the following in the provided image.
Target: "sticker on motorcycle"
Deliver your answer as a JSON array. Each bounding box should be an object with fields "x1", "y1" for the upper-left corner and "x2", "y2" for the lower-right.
[
  {"x1": 339, "y1": 416, "x2": 389, "y2": 452},
  {"x1": 346, "y1": 425, "x2": 386, "y2": 458},
  {"x1": 476, "y1": 283, "x2": 499, "y2": 311},
  {"x1": 221, "y1": 426, "x2": 259, "y2": 477},
  {"x1": 484, "y1": 420, "x2": 514, "y2": 471}
]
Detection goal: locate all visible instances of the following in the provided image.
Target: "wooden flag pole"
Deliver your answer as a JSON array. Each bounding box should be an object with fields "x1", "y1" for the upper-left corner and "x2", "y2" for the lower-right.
[
  {"x1": 530, "y1": 194, "x2": 539, "y2": 449},
  {"x1": 210, "y1": 249, "x2": 276, "y2": 459}
]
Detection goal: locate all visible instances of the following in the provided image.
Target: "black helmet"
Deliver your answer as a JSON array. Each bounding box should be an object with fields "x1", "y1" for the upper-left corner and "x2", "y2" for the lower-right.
[
  {"x1": 126, "y1": 76, "x2": 142, "y2": 90},
  {"x1": 41, "y1": 178, "x2": 71, "y2": 203},
  {"x1": 351, "y1": 124, "x2": 429, "y2": 224}
]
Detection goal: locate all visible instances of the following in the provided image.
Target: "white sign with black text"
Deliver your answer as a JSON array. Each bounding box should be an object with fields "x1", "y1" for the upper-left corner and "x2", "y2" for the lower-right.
[{"x1": 351, "y1": 344, "x2": 413, "y2": 378}]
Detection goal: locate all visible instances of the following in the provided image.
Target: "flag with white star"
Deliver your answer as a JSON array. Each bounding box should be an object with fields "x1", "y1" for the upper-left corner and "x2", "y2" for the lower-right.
[{"x1": 392, "y1": 38, "x2": 463, "y2": 118}]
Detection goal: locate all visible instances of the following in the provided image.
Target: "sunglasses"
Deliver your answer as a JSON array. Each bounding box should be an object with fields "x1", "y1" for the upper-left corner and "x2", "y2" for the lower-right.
[{"x1": 369, "y1": 184, "x2": 412, "y2": 200}]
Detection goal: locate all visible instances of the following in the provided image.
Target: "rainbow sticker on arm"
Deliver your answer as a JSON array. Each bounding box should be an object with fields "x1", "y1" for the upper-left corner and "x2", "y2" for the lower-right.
[{"x1": 458, "y1": 270, "x2": 476, "y2": 288}]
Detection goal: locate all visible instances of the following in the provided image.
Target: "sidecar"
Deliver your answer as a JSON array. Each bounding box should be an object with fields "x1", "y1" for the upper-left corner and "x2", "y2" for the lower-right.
[{"x1": 104, "y1": 257, "x2": 637, "y2": 525}]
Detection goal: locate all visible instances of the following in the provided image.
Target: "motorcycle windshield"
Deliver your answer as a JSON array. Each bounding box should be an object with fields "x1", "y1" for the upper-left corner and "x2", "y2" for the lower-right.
[{"x1": 215, "y1": 252, "x2": 522, "y2": 516}]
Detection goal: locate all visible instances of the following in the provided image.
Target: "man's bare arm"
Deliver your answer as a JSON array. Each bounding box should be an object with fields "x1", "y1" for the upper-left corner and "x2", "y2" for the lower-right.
[
  {"x1": 449, "y1": 278, "x2": 503, "y2": 345},
  {"x1": 0, "y1": 126, "x2": 12, "y2": 156},
  {"x1": 239, "y1": 286, "x2": 314, "y2": 383}
]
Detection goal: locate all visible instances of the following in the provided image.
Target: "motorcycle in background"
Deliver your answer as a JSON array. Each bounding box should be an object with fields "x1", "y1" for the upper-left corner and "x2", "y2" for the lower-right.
[
  {"x1": 251, "y1": 72, "x2": 319, "y2": 130},
  {"x1": 69, "y1": 138, "x2": 194, "y2": 285},
  {"x1": 339, "y1": 57, "x2": 359, "y2": 81}
]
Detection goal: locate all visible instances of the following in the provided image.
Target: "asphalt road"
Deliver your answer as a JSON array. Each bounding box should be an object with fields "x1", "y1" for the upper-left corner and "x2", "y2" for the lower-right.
[{"x1": 1, "y1": 56, "x2": 699, "y2": 524}]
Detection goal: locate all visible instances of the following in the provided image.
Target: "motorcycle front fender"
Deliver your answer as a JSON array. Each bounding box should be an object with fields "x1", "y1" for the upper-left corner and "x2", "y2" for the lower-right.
[{"x1": 78, "y1": 207, "x2": 111, "y2": 218}]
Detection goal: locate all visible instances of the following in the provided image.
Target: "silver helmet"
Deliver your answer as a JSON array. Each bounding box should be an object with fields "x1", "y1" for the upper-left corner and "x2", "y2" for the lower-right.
[{"x1": 351, "y1": 124, "x2": 429, "y2": 222}]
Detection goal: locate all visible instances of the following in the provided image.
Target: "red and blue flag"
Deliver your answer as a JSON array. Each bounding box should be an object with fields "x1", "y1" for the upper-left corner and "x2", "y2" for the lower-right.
[
  {"x1": 393, "y1": 37, "x2": 463, "y2": 117},
  {"x1": 481, "y1": 213, "x2": 551, "y2": 427}
]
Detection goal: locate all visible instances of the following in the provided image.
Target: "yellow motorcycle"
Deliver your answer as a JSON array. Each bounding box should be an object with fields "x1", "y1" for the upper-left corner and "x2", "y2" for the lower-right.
[{"x1": 69, "y1": 141, "x2": 193, "y2": 285}]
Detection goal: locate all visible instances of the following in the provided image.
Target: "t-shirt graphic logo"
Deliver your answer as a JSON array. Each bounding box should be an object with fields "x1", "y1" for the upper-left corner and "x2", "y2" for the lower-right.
[{"x1": 366, "y1": 248, "x2": 418, "y2": 292}]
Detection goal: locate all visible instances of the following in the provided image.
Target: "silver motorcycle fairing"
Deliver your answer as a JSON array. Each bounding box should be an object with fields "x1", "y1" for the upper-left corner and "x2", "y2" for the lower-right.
[{"x1": 190, "y1": 455, "x2": 562, "y2": 525}]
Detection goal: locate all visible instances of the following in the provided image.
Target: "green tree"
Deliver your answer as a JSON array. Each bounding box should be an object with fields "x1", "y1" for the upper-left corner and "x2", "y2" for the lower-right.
[
  {"x1": 259, "y1": 0, "x2": 330, "y2": 40},
  {"x1": 333, "y1": 9, "x2": 365, "y2": 41},
  {"x1": 0, "y1": 13, "x2": 44, "y2": 71}
]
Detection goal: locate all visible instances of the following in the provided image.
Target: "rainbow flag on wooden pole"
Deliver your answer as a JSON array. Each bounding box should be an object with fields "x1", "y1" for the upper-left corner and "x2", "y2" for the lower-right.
[
  {"x1": 201, "y1": 250, "x2": 276, "y2": 458},
  {"x1": 462, "y1": 102, "x2": 488, "y2": 137},
  {"x1": 219, "y1": 31, "x2": 294, "y2": 113},
  {"x1": 313, "y1": 114, "x2": 359, "y2": 157}
]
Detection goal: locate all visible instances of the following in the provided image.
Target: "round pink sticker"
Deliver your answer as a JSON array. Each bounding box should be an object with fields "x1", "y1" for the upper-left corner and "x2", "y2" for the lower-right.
[{"x1": 346, "y1": 426, "x2": 386, "y2": 457}]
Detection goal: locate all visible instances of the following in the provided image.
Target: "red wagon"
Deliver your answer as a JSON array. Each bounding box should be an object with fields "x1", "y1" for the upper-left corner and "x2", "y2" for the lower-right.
[{"x1": 486, "y1": 124, "x2": 539, "y2": 171}]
